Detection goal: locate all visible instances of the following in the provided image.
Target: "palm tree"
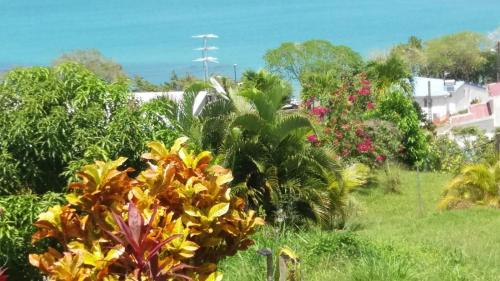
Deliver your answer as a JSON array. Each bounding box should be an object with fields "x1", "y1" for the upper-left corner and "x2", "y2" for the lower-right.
[
  {"x1": 439, "y1": 162, "x2": 500, "y2": 210},
  {"x1": 161, "y1": 74, "x2": 364, "y2": 228}
]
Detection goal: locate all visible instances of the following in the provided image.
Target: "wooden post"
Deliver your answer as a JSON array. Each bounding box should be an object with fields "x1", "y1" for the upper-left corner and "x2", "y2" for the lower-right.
[
  {"x1": 427, "y1": 80, "x2": 432, "y2": 122},
  {"x1": 257, "y1": 248, "x2": 274, "y2": 281}
]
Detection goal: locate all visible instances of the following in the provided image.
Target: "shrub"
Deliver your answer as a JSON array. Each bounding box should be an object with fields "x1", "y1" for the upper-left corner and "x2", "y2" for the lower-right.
[
  {"x1": 452, "y1": 127, "x2": 495, "y2": 165},
  {"x1": 371, "y1": 87, "x2": 428, "y2": 166},
  {"x1": 29, "y1": 138, "x2": 263, "y2": 280},
  {"x1": 0, "y1": 192, "x2": 65, "y2": 281},
  {"x1": 427, "y1": 136, "x2": 465, "y2": 173},
  {"x1": 0, "y1": 148, "x2": 21, "y2": 194},
  {"x1": 305, "y1": 74, "x2": 402, "y2": 167},
  {"x1": 0, "y1": 63, "x2": 179, "y2": 194},
  {"x1": 438, "y1": 162, "x2": 500, "y2": 210}
]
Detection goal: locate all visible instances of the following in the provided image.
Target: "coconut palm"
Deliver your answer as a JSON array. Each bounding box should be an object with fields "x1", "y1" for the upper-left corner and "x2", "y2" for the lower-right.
[{"x1": 439, "y1": 162, "x2": 500, "y2": 210}]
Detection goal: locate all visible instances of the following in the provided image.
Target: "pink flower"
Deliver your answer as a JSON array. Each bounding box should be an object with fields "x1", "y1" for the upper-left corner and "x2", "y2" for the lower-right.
[
  {"x1": 367, "y1": 101, "x2": 374, "y2": 110},
  {"x1": 348, "y1": 95, "x2": 357, "y2": 103},
  {"x1": 376, "y1": 155, "x2": 385, "y2": 162},
  {"x1": 361, "y1": 80, "x2": 371, "y2": 86},
  {"x1": 356, "y1": 138, "x2": 374, "y2": 153},
  {"x1": 307, "y1": 134, "x2": 319, "y2": 144},
  {"x1": 357, "y1": 86, "x2": 371, "y2": 96},
  {"x1": 311, "y1": 106, "x2": 330, "y2": 120}
]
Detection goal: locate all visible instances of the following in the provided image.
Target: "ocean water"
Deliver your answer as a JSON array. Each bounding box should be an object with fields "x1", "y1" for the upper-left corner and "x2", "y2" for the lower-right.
[{"x1": 1, "y1": 0, "x2": 499, "y2": 82}]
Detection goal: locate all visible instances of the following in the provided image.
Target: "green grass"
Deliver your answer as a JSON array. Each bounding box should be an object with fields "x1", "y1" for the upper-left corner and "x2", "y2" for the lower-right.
[{"x1": 220, "y1": 169, "x2": 500, "y2": 280}]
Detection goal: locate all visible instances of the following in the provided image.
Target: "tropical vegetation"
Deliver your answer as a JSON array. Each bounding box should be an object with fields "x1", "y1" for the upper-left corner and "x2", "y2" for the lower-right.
[
  {"x1": 29, "y1": 138, "x2": 262, "y2": 281},
  {"x1": 439, "y1": 161, "x2": 500, "y2": 210},
  {"x1": 1, "y1": 26, "x2": 500, "y2": 280}
]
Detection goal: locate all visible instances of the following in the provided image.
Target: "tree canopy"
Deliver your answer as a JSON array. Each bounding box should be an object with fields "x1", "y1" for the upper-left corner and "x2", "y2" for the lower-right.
[
  {"x1": 264, "y1": 40, "x2": 363, "y2": 83},
  {"x1": 0, "y1": 63, "x2": 177, "y2": 194},
  {"x1": 53, "y1": 49, "x2": 127, "y2": 83},
  {"x1": 424, "y1": 32, "x2": 487, "y2": 81},
  {"x1": 391, "y1": 33, "x2": 491, "y2": 82}
]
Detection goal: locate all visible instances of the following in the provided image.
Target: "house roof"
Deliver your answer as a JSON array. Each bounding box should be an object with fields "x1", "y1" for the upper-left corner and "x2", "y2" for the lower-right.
[
  {"x1": 487, "y1": 83, "x2": 500, "y2": 97},
  {"x1": 133, "y1": 91, "x2": 184, "y2": 103},
  {"x1": 413, "y1": 77, "x2": 465, "y2": 97}
]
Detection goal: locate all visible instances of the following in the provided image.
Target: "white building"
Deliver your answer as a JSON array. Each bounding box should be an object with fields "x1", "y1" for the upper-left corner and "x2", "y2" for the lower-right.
[
  {"x1": 133, "y1": 77, "x2": 228, "y2": 116},
  {"x1": 413, "y1": 77, "x2": 489, "y2": 122},
  {"x1": 436, "y1": 82, "x2": 500, "y2": 137}
]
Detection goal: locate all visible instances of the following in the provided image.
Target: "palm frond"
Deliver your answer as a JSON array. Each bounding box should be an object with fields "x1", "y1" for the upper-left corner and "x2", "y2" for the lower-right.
[
  {"x1": 342, "y1": 163, "x2": 371, "y2": 192},
  {"x1": 231, "y1": 113, "x2": 266, "y2": 134},
  {"x1": 273, "y1": 114, "x2": 312, "y2": 143}
]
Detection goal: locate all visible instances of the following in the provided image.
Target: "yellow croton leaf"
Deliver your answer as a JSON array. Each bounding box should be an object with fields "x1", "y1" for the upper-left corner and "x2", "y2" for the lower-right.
[
  {"x1": 68, "y1": 241, "x2": 124, "y2": 269},
  {"x1": 138, "y1": 163, "x2": 176, "y2": 196},
  {"x1": 51, "y1": 252, "x2": 87, "y2": 281},
  {"x1": 38, "y1": 205, "x2": 63, "y2": 230},
  {"x1": 170, "y1": 137, "x2": 189, "y2": 154},
  {"x1": 205, "y1": 272, "x2": 223, "y2": 281},
  {"x1": 148, "y1": 141, "x2": 170, "y2": 159},
  {"x1": 192, "y1": 151, "x2": 212, "y2": 169},
  {"x1": 178, "y1": 178, "x2": 208, "y2": 198},
  {"x1": 215, "y1": 171, "x2": 233, "y2": 187},
  {"x1": 168, "y1": 219, "x2": 199, "y2": 258},
  {"x1": 128, "y1": 187, "x2": 156, "y2": 220},
  {"x1": 66, "y1": 193, "x2": 82, "y2": 206},
  {"x1": 184, "y1": 206, "x2": 202, "y2": 218},
  {"x1": 82, "y1": 157, "x2": 127, "y2": 189},
  {"x1": 208, "y1": 203, "x2": 230, "y2": 220}
]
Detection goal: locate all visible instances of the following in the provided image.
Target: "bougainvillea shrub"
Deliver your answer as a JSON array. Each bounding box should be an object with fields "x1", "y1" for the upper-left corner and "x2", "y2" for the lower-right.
[
  {"x1": 29, "y1": 137, "x2": 263, "y2": 281},
  {"x1": 306, "y1": 74, "x2": 402, "y2": 165}
]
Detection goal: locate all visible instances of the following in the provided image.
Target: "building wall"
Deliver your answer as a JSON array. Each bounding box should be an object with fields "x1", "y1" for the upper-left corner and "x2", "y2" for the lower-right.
[
  {"x1": 415, "y1": 95, "x2": 450, "y2": 119},
  {"x1": 451, "y1": 85, "x2": 489, "y2": 113},
  {"x1": 452, "y1": 118, "x2": 495, "y2": 134},
  {"x1": 415, "y1": 85, "x2": 488, "y2": 120}
]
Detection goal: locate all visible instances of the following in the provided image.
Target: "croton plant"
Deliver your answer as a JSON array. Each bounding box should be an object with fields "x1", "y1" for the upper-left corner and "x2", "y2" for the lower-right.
[{"x1": 29, "y1": 137, "x2": 263, "y2": 281}]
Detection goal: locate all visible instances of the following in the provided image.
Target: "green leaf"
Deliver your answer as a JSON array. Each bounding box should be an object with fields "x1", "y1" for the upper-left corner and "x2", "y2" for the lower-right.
[{"x1": 208, "y1": 203, "x2": 230, "y2": 220}]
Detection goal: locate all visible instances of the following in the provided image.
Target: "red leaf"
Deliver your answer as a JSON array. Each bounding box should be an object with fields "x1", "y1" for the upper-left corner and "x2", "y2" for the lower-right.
[{"x1": 127, "y1": 202, "x2": 143, "y2": 246}]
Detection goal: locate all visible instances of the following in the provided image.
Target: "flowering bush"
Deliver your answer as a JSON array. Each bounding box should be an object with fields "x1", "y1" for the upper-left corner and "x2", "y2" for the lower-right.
[
  {"x1": 29, "y1": 137, "x2": 263, "y2": 281},
  {"x1": 306, "y1": 74, "x2": 401, "y2": 165}
]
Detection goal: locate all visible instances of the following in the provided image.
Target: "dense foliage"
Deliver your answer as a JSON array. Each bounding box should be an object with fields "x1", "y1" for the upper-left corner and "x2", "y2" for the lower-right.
[
  {"x1": 0, "y1": 63, "x2": 178, "y2": 194},
  {"x1": 428, "y1": 127, "x2": 495, "y2": 173},
  {"x1": 53, "y1": 49, "x2": 127, "y2": 83},
  {"x1": 305, "y1": 75, "x2": 402, "y2": 165},
  {"x1": 370, "y1": 86, "x2": 428, "y2": 166},
  {"x1": 391, "y1": 32, "x2": 497, "y2": 83},
  {"x1": 156, "y1": 72, "x2": 366, "y2": 228},
  {"x1": 0, "y1": 192, "x2": 65, "y2": 281},
  {"x1": 29, "y1": 138, "x2": 262, "y2": 281},
  {"x1": 264, "y1": 40, "x2": 363, "y2": 84}
]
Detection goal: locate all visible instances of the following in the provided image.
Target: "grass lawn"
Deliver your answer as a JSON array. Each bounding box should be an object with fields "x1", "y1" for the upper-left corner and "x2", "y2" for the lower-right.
[{"x1": 220, "y1": 169, "x2": 500, "y2": 280}]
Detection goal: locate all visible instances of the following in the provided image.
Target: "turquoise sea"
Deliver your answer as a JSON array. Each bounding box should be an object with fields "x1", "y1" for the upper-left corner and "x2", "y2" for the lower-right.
[{"x1": 1, "y1": 0, "x2": 499, "y2": 82}]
